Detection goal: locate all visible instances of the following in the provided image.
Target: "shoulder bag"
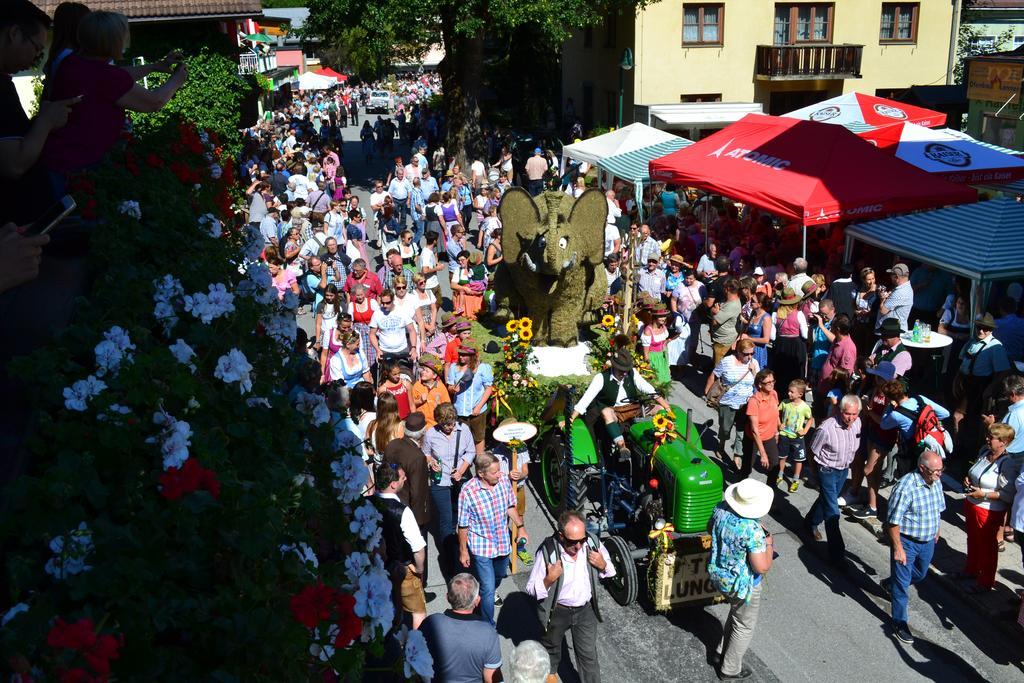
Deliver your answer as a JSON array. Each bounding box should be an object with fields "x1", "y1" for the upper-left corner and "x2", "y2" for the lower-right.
[{"x1": 706, "y1": 360, "x2": 755, "y2": 409}]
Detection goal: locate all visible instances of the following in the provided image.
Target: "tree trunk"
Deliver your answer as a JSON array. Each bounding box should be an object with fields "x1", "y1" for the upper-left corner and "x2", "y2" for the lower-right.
[{"x1": 439, "y1": 23, "x2": 485, "y2": 168}]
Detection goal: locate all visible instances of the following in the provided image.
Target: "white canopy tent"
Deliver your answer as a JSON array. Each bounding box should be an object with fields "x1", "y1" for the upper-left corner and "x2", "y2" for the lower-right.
[
  {"x1": 560, "y1": 123, "x2": 680, "y2": 176},
  {"x1": 296, "y1": 70, "x2": 337, "y2": 91}
]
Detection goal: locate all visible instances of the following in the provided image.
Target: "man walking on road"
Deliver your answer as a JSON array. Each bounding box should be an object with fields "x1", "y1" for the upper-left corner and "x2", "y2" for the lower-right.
[
  {"x1": 374, "y1": 463, "x2": 428, "y2": 629},
  {"x1": 526, "y1": 510, "x2": 615, "y2": 683},
  {"x1": 421, "y1": 573, "x2": 503, "y2": 681},
  {"x1": 457, "y1": 451, "x2": 528, "y2": 625},
  {"x1": 525, "y1": 147, "x2": 548, "y2": 196},
  {"x1": 804, "y1": 395, "x2": 862, "y2": 568},
  {"x1": 882, "y1": 450, "x2": 945, "y2": 645}
]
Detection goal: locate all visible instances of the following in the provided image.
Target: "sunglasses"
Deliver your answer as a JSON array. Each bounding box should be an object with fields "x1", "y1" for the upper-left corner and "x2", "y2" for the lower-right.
[
  {"x1": 395, "y1": 286, "x2": 407, "y2": 290},
  {"x1": 560, "y1": 534, "x2": 586, "y2": 548}
]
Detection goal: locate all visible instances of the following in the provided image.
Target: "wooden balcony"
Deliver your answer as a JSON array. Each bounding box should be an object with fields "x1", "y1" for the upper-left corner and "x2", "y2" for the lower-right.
[{"x1": 755, "y1": 44, "x2": 863, "y2": 80}]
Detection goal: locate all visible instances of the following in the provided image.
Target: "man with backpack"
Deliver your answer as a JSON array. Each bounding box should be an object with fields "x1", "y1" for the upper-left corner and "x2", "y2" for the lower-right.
[{"x1": 525, "y1": 510, "x2": 614, "y2": 683}]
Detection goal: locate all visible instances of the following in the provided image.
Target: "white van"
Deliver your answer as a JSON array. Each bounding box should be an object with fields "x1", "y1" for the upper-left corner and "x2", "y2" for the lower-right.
[{"x1": 367, "y1": 90, "x2": 393, "y2": 114}]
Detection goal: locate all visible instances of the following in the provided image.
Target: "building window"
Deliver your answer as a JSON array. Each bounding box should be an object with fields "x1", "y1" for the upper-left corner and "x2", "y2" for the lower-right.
[
  {"x1": 880, "y1": 3, "x2": 918, "y2": 43},
  {"x1": 683, "y1": 4, "x2": 724, "y2": 46},
  {"x1": 680, "y1": 93, "x2": 723, "y2": 102},
  {"x1": 1015, "y1": 35, "x2": 1024, "y2": 49},
  {"x1": 773, "y1": 4, "x2": 833, "y2": 45},
  {"x1": 970, "y1": 35, "x2": 997, "y2": 53},
  {"x1": 604, "y1": 14, "x2": 617, "y2": 48}
]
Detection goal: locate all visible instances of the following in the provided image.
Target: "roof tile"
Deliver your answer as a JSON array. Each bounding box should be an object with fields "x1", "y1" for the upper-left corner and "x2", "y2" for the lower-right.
[{"x1": 36, "y1": 0, "x2": 261, "y2": 20}]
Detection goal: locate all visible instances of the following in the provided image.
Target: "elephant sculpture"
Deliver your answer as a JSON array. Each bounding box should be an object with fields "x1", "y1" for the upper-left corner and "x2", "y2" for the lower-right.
[{"x1": 493, "y1": 187, "x2": 607, "y2": 346}]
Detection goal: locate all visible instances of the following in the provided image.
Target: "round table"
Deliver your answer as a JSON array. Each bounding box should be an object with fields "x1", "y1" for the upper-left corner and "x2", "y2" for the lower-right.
[{"x1": 899, "y1": 332, "x2": 953, "y2": 350}]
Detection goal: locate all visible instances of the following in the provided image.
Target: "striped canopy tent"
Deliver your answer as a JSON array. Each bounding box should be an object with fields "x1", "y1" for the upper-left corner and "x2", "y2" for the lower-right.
[
  {"x1": 844, "y1": 198, "x2": 1024, "y2": 324},
  {"x1": 598, "y1": 137, "x2": 693, "y2": 221}
]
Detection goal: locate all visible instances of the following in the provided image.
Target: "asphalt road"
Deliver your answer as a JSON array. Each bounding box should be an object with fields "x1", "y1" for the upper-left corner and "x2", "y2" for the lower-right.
[{"x1": 312, "y1": 114, "x2": 1024, "y2": 682}]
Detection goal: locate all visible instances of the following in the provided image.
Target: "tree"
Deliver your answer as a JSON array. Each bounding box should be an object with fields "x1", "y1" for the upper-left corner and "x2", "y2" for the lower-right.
[{"x1": 303, "y1": 0, "x2": 657, "y2": 165}]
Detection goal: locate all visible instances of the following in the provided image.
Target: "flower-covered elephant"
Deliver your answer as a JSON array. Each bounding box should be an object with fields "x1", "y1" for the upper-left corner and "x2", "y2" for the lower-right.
[{"x1": 493, "y1": 188, "x2": 607, "y2": 346}]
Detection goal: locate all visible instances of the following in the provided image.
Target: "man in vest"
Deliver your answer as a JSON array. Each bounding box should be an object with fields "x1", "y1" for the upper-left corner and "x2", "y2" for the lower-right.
[
  {"x1": 564, "y1": 348, "x2": 671, "y2": 461},
  {"x1": 525, "y1": 510, "x2": 615, "y2": 683},
  {"x1": 375, "y1": 462, "x2": 428, "y2": 629},
  {"x1": 865, "y1": 318, "x2": 912, "y2": 381}
]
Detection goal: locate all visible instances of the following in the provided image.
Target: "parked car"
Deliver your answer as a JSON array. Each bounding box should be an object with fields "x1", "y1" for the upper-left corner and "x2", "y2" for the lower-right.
[{"x1": 367, "y1": 90, "x2": 393, "y2": 114}]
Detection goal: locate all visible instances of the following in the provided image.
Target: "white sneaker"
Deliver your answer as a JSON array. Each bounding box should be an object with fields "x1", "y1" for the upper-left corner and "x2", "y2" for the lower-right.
[{"x1": 838, "y1": 493, "x2": 860, "y2": 507}]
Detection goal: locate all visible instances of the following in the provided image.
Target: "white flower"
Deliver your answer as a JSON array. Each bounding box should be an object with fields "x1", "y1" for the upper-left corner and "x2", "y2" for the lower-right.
[
  {"x1": 398, "y1": 626, "x2": 434, "y2": 679},
  {"x1": 153, "y1": 301, "x2": 178, "y2": 335},
  {"x1": 293, "y1": 390, "x2": 330, "y2": 426},
  {"x1": 263, "y1": 313, "x2": 297, "y2": 348},
  {"x1": 343, "y1": 551, "x2": 372, "y2": 589},
  {"x1": 214, "y1": 348, "x2": 253, "y2": 394},
  {"x1": 104, "y1": 325, "x2": 135, "y2": 353},
  {"x1": 349, "y1": 501, "x2": 381, "y2": 550},
  {"x1": 149, "y1": 410, "x2": 192, "y2": 470},
  {"x1": 1, "y1": 602, "x2": 29, "y2": 627},
  {"x1": 62, "y1": 375, "x2": 106, "y2": 411},
  {"x1": 330, "y1": 454, "x2": 369, "y2": 504},
  {"x1": 242, "y1": 225, "x2": 264, "y2": 262},
  {"x1": 169, "y1": 339, "x2": 197, "y2": 373},
  {"x1": 293, "y1": 472, "x2": 315, "y2": 487},
  {"x1": 94, "y1": 326, "x2": 135, "y2": 377},
  {"x1": 209, "y1": 163, "x2": 223, "y2": 180},
  {"x1": 183, "y1": 283, "x2": 235, "y2": 324},
  {"x1": 279, "y1": 542, "x2": 319, "y2": 571},
  {"x1": 153, "y1": 274, "x2": 185, "y2": 303},
  {"x1": 97, "y1": 403, "x2": 132, "y2": 423},
  {"x1": 238, "y1": 262, "x2": 276, "y2": 304},
  {"x1": 354, "y1": 561, "x2": 394, "y2": 639},
  {"x1": 117, "y1": 200, "x2": 141, "y2": 219},
  {"x1": 199, "y1": 213, "x2": 222, "y2": 238},
  {"x1": 246, "y1": 396, "x2": 271, "y2": 408},
  {"x1": 43, "y1": 522, "x2": 93, "y2": 579}
]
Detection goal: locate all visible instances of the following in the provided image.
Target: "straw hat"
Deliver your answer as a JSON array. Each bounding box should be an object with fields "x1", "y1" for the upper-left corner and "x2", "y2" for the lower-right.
[
  {"x1": 723, "y1": 478, "x2": 774, "y2": 519},
  {"x1": 779, "y1": 288, "x2": 801, "y2": 305}
]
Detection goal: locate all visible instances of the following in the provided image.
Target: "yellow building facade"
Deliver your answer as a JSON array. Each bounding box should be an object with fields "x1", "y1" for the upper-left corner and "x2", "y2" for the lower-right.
[{"x1": 562, "y1": 1, "x2": 956, "y2": 134}]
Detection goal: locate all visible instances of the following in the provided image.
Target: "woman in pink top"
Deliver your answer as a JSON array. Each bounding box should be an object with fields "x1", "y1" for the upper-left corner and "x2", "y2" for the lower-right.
[
  {"x1": 268, "y1": 257, "x2": 299, "y2": 301},
  {"x1": 42, "y1": 11, "x2": 187, "y2": 174}
]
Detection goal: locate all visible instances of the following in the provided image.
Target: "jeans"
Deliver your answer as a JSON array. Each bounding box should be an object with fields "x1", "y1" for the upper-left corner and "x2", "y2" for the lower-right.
[
  {"x1": 394, "y1": 201, "x2": 410, "y2": 228},
  {"x1": 717, "y1": 404, "x2": 746, "y2": 456},
  {"x1": 429, "y1": 484, "x2": 455, "y2": 577},
  {"x1": 889, "y1": 535, "x2": 935, "y2": 625},
  {"x1": 806, "y1": 465, "x2": 848, "y2": 562},
  {"x1": 528, "y1": 179, "x2": 543, "y2": 196},
  {"x1": 542, "y1": 603, "x2": 601, "y2": 683},
  {"x1": 470, "y1": 553, "x2": 508, "y2": 625},
  {"x1": 412, "y1": 216, "x2": 425, "y2": 244},
  {"x1": 717, "y1": 581, "x2": 762, "y2": 676}
]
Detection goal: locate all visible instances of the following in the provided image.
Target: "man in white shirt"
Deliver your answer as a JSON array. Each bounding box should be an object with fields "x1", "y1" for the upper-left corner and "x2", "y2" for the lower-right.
[
  {"x1": 788, "y1": 257, "x2": 813, "y2": 297},
  {"x1": 370, "y1": 289, "x2": 419, "y2": 365},
  {"x1": 526, "y1": 510, "x2": 615, "y2": 683},
  {"x1": 470, "y1": 158, "x2": 486, "y2": 190},
  {"x1": 388, "y1": 168, "x2": 412, "y2": 228},
  {"x1": 563, "y1": 349, "x2": 671, "y2": 461},
  {"x1": 369, "y1": 179, "x2": 389, "y2": 243},
  {"x1": 259, "y1": 205, "x2": 281, "y2": 247},
  {"x1": 404, "y1": 155, "x2": 422, "y2": 184},
  {"x1": 375, "y1": 463, "x2": 428, "y2": 628},
  {"x1": 605, "y1": 190, "x2": 622, "y2": 257}
]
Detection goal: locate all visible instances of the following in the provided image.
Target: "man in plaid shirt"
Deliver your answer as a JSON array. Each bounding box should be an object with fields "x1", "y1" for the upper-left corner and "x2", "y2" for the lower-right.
[
  {"x1": 458, "y1": 451, "x2": 528, "y2": 625},
  {"x1": 882, "y1": 450, "x2": 946, "y2": 645}
]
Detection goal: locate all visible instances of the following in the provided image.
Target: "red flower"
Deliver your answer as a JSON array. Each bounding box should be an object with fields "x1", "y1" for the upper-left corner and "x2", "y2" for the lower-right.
[
  {"x1": 333, "y1": 593, "x2": 361, "y2": 648},
  {"x1": 145, "y1": 153, "x2": 164, "y2": 168},
  {"x1": 83, "y1": 634, "x2": 121, "y2": 675},
  {"x1": 47, "y1": 618, "x2": 97, "y2": 651},
  {"x1": 160, "y1": 459, "x2": 220, "y2": 500},
  {"x1": 290, "y1": 583, "x2": 338, "y2": 629}
]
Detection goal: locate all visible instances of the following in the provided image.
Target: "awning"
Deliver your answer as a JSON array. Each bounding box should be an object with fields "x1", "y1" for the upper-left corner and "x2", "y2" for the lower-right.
[
  {"x1": 648, "y1": 113, "x2": 976, "y2": 226},
  {"x1": 784, "y1": 92, "x2": 946, "y2": 132},
  {"x1": 846, "y1": 198, "x2": 1024, "y2": 283},
  {"x1": 296, "y1": 71, "x2": 336, "y2": 90},
  {"x1": 856, "y1": 121, "x2": 1024, "y2": 184},
  {"x1": 647, "y1": 102, "x2": 763, "y2": 128},
  {"x1": 939, "y1": 128, "x2": 1020, "y2": 156},
  {"x1": 315, "y1": 67, "x2": 348, "y2": 82},
  {"x1": 598, "y1": 138, "x2": 694, "y2": 185},
  {"x1": 561, "y1": 123, "x2": 679, "y2": 169}
]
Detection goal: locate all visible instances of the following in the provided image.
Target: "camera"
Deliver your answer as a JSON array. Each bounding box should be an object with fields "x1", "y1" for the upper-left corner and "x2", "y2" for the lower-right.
[{"x1": 962, "y1": 483, "x2": 974, "y2": 494}]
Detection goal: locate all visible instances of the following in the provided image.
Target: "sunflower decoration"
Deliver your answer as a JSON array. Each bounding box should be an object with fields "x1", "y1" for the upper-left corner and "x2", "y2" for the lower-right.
[
  {"x1": 519, "y1": 317, "x2": 533, "y2": 331},
  {"x1": 601, "y1": 314, "x2": 616, "y2": 329},
  {"x1": 519, "y1": 328, "x2": 533, "y2": 342},
  {"x1": 506, "y1": 319, "x2": 521, "y2": 334},
  {"x1": 650, "y1": 409, "x2": 680, "y2": 461},
  {"x1": 652, "y1": 412, "x2": 671, "y2": 431}
]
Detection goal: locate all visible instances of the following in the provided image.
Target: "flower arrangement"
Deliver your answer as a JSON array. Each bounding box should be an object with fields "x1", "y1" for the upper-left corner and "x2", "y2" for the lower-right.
[
  {"x1": 493, "y1": 317, "x2": 540, "y2": 420},
  {"x1": 586, "y1": 315, "x2": 663, "y2": 391},
  {"x1": 0, "y1": 120, "x2": 426, "y2": 680}
]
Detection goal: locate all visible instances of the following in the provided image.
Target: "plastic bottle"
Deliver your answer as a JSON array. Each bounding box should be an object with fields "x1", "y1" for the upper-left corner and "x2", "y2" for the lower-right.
[{"x1": 912, "y1": 319, "x2": 921, "y2": 343}]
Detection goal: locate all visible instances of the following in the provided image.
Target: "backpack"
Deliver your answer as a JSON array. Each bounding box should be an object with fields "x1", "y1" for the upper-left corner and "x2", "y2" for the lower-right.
[{"x1": 895, "y1": 396, "x2": 953, "y2": 459}]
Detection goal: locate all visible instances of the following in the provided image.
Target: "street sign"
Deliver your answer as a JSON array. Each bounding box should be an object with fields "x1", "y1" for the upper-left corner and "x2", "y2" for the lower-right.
[{"x1": 492, "y1": 420, "x2": 537, "y2": 443}]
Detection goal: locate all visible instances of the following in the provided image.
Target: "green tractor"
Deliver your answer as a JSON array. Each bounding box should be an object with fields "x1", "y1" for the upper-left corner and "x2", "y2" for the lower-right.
[{"x1": 535, "y1": 386, "x2": 724, "y2": 608}]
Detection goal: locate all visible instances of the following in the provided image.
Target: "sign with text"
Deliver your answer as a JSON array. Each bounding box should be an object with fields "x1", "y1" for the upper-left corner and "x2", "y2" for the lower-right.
[
  {"x1": 967, "y1": 61, "x2": 1024, "y2": 104},
  {"x1": 650, "y1": 534, "x2": 722, "y2": 609}
]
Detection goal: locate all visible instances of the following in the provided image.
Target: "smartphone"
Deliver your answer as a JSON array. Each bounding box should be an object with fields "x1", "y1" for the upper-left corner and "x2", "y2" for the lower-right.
[{"x1": 23, "y1": 195, "x2": 76, "y2": 236}]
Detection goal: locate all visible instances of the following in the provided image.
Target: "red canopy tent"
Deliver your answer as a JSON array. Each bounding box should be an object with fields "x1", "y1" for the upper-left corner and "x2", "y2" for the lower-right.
[
  {"x1": 648, "y1": 114, "x2": 977, "y2": 254},
  {"x1": 315, "y1": 67, "x2": 348, "y2": 82}
]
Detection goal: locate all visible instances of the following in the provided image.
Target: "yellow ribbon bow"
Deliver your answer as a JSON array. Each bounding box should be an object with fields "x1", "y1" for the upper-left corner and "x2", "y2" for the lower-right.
[{"x1": 648, "y1": 523, "x2": 676, "y2": 552}]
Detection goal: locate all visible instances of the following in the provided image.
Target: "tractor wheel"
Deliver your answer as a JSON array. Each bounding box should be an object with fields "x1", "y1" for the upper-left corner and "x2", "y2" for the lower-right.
[
  {"x1": 603, "y1": 534, "x2": 638, "y2": 606},
  {"x1": 540, "y1": 431, "x2": 586, "y2": 514}
]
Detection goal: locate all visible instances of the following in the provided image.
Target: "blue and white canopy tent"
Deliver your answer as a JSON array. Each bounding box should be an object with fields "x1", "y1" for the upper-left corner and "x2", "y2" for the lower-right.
[{"x1": 844, "y1": 198, "x2": 1024, "y2": 325}]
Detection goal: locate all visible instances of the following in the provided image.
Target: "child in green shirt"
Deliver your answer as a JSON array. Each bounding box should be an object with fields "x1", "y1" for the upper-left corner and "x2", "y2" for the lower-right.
[{"x1": 778, "y1": 378, "x2": 814, "y2": 492}]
